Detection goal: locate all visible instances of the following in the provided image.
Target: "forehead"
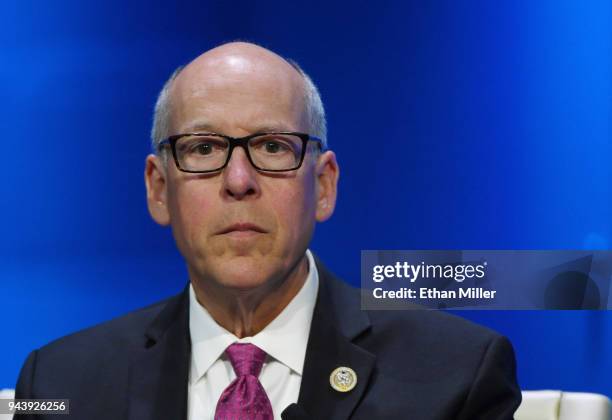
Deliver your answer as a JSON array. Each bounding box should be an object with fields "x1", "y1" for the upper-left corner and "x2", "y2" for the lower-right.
[{"x1": 169, "y1": 51, "x2": 308, "y2": 133}]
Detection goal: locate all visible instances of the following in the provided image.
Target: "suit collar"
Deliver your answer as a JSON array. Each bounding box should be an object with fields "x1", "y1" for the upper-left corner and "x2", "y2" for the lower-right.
[
  {"x1": 312, "y1": 256, "x2": 371, "y2": 340},
  {"x1": 142, "y1": 285, "x2": 190, "y2": 343},
  {"x1": 128, "y1": 285, "x2": 191, "y2": 420},
  {"x1": 290, "y1": 256, "x2": 375, "y2": 420}
]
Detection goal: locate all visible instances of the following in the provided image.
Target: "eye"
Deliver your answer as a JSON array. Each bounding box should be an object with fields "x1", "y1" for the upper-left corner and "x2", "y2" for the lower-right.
[
  {"x1": 251, "y1": 136, "x2": 296, "y2": 155},
  {"x1": 194, "y1": 142, "x2": 213, "y2": 155},
  {"x1": 179, "y1": 137, "x2": 227, "y2": 156},
  {"x1": 264, "y1": 140, "x2": 288, "y2": 154}
]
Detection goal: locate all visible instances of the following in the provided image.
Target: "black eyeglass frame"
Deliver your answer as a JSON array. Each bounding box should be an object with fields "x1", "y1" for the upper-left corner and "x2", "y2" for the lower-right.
[{"x1": 158, "y1": 131, "x2": 325, "y2": 173}]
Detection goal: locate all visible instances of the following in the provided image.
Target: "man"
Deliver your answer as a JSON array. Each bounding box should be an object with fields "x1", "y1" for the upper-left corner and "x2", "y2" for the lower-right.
[{"x1": 15, "y1": 42, "x2": 521, "y2": 419}]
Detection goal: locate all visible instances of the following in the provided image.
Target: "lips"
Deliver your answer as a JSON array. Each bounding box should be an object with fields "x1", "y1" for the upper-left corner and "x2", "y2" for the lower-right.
[{"x1": 216, "y1": 223, "x2": 267, "y2": 235}]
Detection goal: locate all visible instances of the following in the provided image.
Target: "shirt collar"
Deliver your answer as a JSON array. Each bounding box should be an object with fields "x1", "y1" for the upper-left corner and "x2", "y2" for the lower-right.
[{"x1": 189, "y1": 249, "x2": 319, "y2": 383}]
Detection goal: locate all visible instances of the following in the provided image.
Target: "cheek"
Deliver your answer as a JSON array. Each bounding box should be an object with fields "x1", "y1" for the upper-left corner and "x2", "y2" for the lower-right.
[
  {"x1": 270, "y1": 175, "x2": 317, "y2": 245},
  {"x1": 168, "y1": 182, "x2": 215, "y2": 243}
]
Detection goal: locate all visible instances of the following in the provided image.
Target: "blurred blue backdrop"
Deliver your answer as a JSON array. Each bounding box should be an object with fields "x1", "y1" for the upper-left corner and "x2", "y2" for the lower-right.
[{"x1": 2, "y1": 0, "x2": 611, "y2": 396}]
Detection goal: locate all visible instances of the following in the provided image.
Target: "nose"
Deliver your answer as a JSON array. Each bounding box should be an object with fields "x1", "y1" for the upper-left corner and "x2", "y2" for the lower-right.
[{"x1": 222, "y1": 146, "x2": 260, "y2": 200}]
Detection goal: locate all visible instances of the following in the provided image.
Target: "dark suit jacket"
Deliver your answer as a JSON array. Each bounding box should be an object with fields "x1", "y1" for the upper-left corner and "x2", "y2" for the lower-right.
[{"x1": 15, "y1": 258, "x2": 521, "y2": 419}]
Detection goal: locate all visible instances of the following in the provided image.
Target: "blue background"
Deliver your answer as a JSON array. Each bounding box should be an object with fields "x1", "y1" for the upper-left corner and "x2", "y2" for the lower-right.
[{"x1": 2, "y1": 0, "x2": 611, "y2": 396}]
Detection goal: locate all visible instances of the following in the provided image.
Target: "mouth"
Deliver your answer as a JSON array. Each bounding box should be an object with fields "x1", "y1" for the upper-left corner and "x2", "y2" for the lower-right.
[{"x1": 216, "y1": 223, "x2": 267, "y2": 236}]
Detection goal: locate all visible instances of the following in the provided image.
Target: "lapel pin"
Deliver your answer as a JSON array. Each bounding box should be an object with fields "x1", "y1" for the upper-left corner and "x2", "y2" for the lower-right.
[{"x1": 329, "y1": 366, "x2": 357, "y2": 392}]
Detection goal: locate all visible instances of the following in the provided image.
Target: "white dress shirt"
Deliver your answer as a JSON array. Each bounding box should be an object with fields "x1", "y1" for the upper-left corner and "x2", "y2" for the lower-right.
[{"x1": 187, "y1": 249, "x2": 319, "y2": 420}]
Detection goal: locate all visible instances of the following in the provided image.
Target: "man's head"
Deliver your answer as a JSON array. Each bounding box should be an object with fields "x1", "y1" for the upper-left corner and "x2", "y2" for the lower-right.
[{"x1": 144, "y1": 42, "x2": 339, "y2": 293}]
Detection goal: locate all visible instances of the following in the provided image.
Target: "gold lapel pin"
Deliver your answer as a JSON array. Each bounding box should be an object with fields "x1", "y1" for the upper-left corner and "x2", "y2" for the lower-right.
[{"x1": 329, "y1": 366, "x2": 357, "y2": 392}]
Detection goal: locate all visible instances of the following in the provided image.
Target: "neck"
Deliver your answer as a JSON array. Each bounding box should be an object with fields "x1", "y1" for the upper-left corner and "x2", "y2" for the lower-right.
[{"x1": 191, "y1": 254, "x2": 309, "y2": 338}]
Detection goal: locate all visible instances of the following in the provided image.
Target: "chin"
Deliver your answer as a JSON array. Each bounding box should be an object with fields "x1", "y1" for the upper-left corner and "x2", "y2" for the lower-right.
[{"x1": 211, "y1": 257, "x2": 278, "y2": 291}]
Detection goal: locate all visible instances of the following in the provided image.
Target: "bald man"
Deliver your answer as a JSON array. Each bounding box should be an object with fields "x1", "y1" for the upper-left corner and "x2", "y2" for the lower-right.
[{"x1": 15, "y1": 42, "x2": 521, "y2": 420}]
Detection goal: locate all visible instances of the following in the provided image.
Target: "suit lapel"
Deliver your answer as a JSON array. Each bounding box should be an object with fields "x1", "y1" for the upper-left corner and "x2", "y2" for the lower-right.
[
  {"x1": 127, "y1": 286, "x2": 191, "y2": 420},
  {"x1": 296, "y1": 258, "x2": 376, "y2": 420}
]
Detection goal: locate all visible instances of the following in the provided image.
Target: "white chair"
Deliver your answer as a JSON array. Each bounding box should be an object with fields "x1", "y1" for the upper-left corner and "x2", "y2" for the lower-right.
[
  {"x1": 0, "y1": 389, "x2": 15, "y2": 420},
  {"x1": 516, "y1": 390, "x2": 611, "y2": 420}
]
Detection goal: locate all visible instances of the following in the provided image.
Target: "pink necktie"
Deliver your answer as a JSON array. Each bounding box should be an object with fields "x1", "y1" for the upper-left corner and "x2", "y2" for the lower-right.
[{"x1": 214, "y1": 343, "x2": 274, "y2": 420}]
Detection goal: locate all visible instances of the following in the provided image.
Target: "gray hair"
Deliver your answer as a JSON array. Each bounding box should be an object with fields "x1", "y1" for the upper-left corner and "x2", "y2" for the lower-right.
[
  {"x1": 150, "y1": 65, "x2": 184, "y2": 156},
  {"x1": 150, "y1": 57, "x2": 327, "y2": 155},
  {"x1": 286, "y1": 58, "x2": 328, "y2": 150}
]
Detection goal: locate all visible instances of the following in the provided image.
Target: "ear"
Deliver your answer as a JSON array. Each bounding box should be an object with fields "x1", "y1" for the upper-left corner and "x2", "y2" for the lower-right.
[
  {"x1": 315, "y1": 150, "x2": 339, "y2": 222},
  {"x1": 144, "y1": 154, "x2": 170, "y2": 226}
]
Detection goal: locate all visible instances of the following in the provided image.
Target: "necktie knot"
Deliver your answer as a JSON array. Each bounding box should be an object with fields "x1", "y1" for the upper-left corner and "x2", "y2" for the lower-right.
[
  {"x1": 225, "y1": 342, "x2": 266, "y2": 377},
  {"x1": 216, "y1": 343, "x2": 273, "y2": 420}
]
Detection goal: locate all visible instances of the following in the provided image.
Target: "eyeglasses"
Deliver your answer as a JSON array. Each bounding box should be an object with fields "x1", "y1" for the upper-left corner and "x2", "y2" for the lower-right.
[{"x1": 158, "y1": 132, "x2": 325, "y2": 173}]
